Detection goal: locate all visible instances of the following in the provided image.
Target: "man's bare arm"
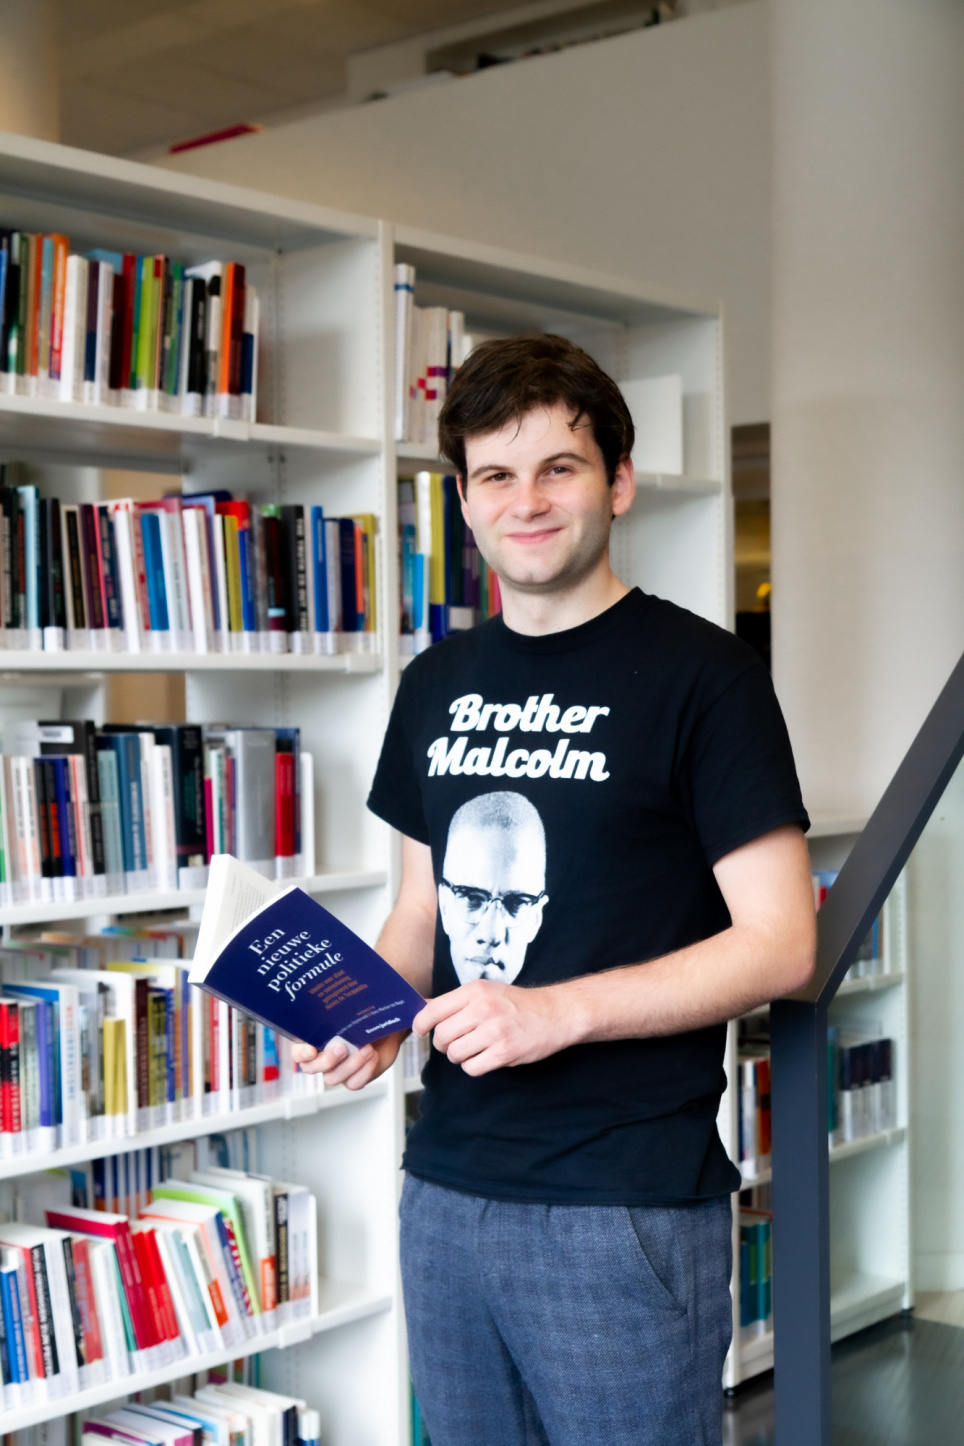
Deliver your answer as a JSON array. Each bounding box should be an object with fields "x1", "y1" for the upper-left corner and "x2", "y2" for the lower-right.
[
  {"x1": 292, "y1": 835, "x2": 436, "y2": 1089},
  {"x1": 420, "y1": 824, "x2": 816, "y2": 1076}
]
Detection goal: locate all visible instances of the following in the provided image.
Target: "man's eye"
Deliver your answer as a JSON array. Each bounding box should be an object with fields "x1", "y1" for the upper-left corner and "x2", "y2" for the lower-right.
[{"x1": 460, "y1": 890, "x2": 489, "y2": 909}]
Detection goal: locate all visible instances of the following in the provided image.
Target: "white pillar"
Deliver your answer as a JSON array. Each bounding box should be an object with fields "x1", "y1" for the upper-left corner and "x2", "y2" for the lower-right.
[
  {"x1": 0, "y1": 0, "x2": 59, "y2": 141},
  {"x1": 771, "y1": 0, "x2": 964, "y2": 819}
]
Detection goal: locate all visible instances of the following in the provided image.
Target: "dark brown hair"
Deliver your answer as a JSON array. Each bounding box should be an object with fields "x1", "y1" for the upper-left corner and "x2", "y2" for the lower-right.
[{"x1": 438, "y1": 333, "x2": 635, "y2": 485}]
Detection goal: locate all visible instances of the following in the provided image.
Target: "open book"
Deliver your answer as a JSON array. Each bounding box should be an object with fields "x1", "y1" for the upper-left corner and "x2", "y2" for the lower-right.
[{"x1": 189, "y1": 855, "x2": 424, "y2": 1050}]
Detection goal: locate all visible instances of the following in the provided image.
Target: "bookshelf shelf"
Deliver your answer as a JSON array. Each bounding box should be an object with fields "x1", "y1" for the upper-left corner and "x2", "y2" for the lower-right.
[
  {"x1": 0, "y1": 394, "x2": 381, "y2": 471},
  {"x1": 829, "y1": 1125, "x2": 906, "y2": 1165},
  {"x1": 733, "y1": 1272, "x2": 907, "y2": 1380},
  {"x1": 0, "y1": 869, "x2": 387, "y2": 926},
  {"x1": 0, "y1": 651, "x2": 383, "y2": 674},
  {"x1": 836, "y1": 970, "x2": 904, "y2": 996},
  {"x1": 0, "y1": 1076, "x2": 389, "y2": 1182},
  {"x1": 0, "y1": 1279, "x2": 394, "y2": 1435}
]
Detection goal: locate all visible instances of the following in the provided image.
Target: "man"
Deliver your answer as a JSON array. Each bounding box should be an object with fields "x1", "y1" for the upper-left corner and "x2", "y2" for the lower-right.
[
  {"x1": 294, "y1": 334, "x2": 815, "y2": 1445},
  {"x1": 439, "y1": 791, "x2": 548, "y2": 984}
]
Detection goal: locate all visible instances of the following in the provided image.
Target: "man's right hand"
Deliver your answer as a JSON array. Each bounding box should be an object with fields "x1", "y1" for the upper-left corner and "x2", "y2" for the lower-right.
[{"x1": 291, "y1": 1030, "x2": 406, "y2": 1091}]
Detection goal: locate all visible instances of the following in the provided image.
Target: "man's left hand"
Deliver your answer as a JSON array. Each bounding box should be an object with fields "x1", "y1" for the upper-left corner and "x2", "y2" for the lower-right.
[{"x1": 414, "y1": 980, "x2": 576, "y2": 1076}]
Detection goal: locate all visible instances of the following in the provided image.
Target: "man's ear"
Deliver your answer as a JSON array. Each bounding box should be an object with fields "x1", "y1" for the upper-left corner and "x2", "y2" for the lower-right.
[
  {"x1": 611, "y1": 455, "x2": 636, "y2": 519},
  {"x1": 457, "y1": 475, "x2": 471, "y2": 528}
]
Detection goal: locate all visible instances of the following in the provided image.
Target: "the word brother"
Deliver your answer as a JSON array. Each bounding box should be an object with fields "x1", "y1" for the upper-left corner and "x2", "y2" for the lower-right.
[
  {"x1": 428, "y1": 693, "x2": 611, "y2": 782},
  {"x1": 250, "y1": 927, "x2": 344, "y2": 1001}
]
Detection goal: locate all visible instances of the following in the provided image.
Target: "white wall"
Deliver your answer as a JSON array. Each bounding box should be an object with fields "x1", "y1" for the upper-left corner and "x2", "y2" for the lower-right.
[
  {"x1": 770, "y1": 0, "x2": 964, "y2": 1294},
  {"x1": 158, "y1": 2, "x2": 770, "y2": 425}
]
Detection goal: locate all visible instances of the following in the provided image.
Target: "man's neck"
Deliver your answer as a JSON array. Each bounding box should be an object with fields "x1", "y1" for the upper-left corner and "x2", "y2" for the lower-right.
[{"x1": 498, "y1": 564, "x2": 630, "y2": 637}]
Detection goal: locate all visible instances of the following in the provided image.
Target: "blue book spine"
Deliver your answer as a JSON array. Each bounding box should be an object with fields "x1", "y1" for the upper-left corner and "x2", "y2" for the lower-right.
[
  {"x1": 0, "y1": 1265, "x2": 27, "y2": 1384},
  {"x1": 50, "y1": 757, "x2": 77, "y2": 880},
  {"x1": 100, "y1": 738, "x2": 134, "y2": 873},
  {"x1": 238, "y1": 525, "x2": 256, "y2": 633},
  {"x1": 413, "y1": 553, "x2": 425, "y2": 631},
  {"x1": 40, "y1": 237, "x2": 54, "y2": 370},
  {"x1": 311, "y1": 507, "x2": 328, "y2": 631},
  {"x1": 140, "y1": 513, "x2": 170, "y2": 632},
  {"x1": 27, "y1": 996, "x2": 56, "y2": 1128},
  {"x1": 96, "y1": 744, "x2": 127, "y2": 876},
  {"x1": 121, "y1": 735, "x2": 147, "y2": 873},
  {"x1": 16, "y1": 485, "x2": 39, "y2": 631},
  {"x1": 214, "y1": 1211, "x2": 250, "y2": 1320},
  {"x1": 429, "y1": 602, "x2": 446, "y2": 644}
]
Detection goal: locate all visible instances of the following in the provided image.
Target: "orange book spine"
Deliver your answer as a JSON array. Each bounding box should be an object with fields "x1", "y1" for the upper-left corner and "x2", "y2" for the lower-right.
[{"x1": 49, "y1": 235, "x2": 69, "y2": 382}]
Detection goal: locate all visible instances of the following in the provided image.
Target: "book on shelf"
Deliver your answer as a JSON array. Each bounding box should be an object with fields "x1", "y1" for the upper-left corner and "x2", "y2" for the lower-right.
[
  {"x1": 828, "y1": 1027, "x2": 896, "y2": 1145},
  {"x1": 0, "y1": 1143, "x2": 319, "y2": 1408},
  {"x1": 399, "y1": 472, "x2": 501, "y2": 654},
  {"x1": 0, "y1": 231, "x2": 259, "y2": 421},
  {"x1": 0, "y1": 718, "x2": 312, "y2": 907},
  {"x1": 0, "y1": 920, "x2": 327, "y2": 1161},
  {"x1": 812, "y1": 871, "x2": 885, "y2": 983},
  {"x1": 190, "y1": 854, "x2": 425, "y2": 1053},
  {"x1": 394, "y1": 263, "x2": 472, "y2": 447},
  {"x1": 0, "y1": 472, "x2": 376, "y2": 658},
  {"x1": 737, "y1": 1047, "x2": 771, "y2": 1183},
  {"x1": 738, "y1": 1209, "x2": 772, "y2": 1334}
]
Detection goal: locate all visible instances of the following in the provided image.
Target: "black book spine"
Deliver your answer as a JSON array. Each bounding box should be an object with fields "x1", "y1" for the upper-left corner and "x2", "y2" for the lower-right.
[
  {"x1": 108, "y1": 270, "x2": 126, "y2": 392},
  {"x1": 274, "y1": 1191, "x2": 289, "y2": 1305},
  {"x1": 30, "y1": 1245, "x2": 59, "y2": 1379},
  {"x1": 65, "y1": 509, "x2": 86, "y2": 630},
  {"x1": 174, "y1": 724, "x2": 205, "y2": 867},
  {"x1": 281, "y1": 506, "x2": 309, "y2": 632},
  {"x1": 37, "y1": 500, "x2": 49, "y2": 630},
  {"x1": 2, "y1": 242, "x2": 21, "y2": 374},
  {"x1": 97, "y1": 505, "x2": 123, "y2": 632},
  {"x1": 60, "y1": 1238, "x2": 85, "y2": 1368},
  {"x1": 0, "y1": 487, "x2": 12, "y2": 631},
  {"x1": 187, "y1": 279, "x2": 207, "y2": 396},
  {"x1": 79, "y1": 504, "x2": 104, "y2": 631},
  {"x1": 33, "y1": 759, "x2": 53, "y2": 880},
  {"x1": 84, "y1": 261, "x2": 99, "y2": 385},
  {"x1": 78, "y1": 722, "x2": 105, "y2": 877},
  {"x1": 48, "y1": 499, "x2": 66, "y2": 631},
  {"x1": 338, "y1": 518, "x2": 358, "y2": 633}
]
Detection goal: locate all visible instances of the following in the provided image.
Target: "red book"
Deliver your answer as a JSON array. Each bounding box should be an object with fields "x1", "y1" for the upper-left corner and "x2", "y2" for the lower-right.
[
  {"x1": 229, "y1": 263, "x2": 246, "y2": 398},
  {"x1": 209, "y1": 994, "x2": 220, "y2": 1093},
  {"x1": 134, "y1": 1224, "x2": 180, "y2": 1344},
  {"x1": 129, "y1": 1227, "x2": 165, "y2": 1347},
  {"x1": 44, "y1": 1207, "x2": 154, "y2": 1354},
  {"x1": 275, "y1": 750, "x2": 294, "y2": 860},
  {"x1": 69, "y1": 1237, "x2": 104, "y2": 1366},
  {"x1": 0, "y1": 999, "x2": 21, "y2": 1136},
  {"x1": 4, "y1": 1243, "x2": 44, "y2": 1380}
]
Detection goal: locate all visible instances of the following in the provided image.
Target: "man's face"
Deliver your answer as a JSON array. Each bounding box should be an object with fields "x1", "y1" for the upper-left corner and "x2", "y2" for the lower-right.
[
  {"x1": 439, "y1": 821, "x2": 548, "y2": 985},
  {"x1": 459, "y1": 402, "x2": 634, "y2": 596}
]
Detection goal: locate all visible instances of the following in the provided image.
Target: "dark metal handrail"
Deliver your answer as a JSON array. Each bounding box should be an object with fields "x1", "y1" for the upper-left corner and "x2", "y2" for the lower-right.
[{"x1": 770, "y1": 647, "x2": 964, "y2": 1444}]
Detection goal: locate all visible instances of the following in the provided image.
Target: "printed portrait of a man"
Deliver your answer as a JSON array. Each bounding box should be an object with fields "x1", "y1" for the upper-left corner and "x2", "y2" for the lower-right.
[{"x1": 438, "y1": 791, "x2": 548, "y2": 985}]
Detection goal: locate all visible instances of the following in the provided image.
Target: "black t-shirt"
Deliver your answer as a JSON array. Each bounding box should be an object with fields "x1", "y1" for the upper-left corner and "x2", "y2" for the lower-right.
[{"x1": 367, "y1": 588, "x2": 808, "y2": 1205}]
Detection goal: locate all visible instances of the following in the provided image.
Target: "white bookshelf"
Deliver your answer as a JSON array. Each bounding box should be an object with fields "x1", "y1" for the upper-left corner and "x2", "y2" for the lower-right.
[
  {"x1": 0, "y1": 133, "x2": 733, "y2": 1443},
  {"x1": 721, "y1": 824, "x2": 911, "y2": 1389}
]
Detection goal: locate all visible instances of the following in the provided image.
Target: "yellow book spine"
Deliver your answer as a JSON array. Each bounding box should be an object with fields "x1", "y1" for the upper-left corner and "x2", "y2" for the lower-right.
[
  {"x1": 350, "y1": 513, "x2": 377, "y2": 632},
  {"x1": 223, "y1": 515, "x2": 243, "y2": 632}
]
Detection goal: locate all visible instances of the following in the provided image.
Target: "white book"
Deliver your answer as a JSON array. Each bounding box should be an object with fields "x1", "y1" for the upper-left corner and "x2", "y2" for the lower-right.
[
  {"x1": 173, "y1": 1394, "x2": 247, "y2": 1446},
  {"x1": 148, "y1": 507, "x2": 185, "y2": 652},
  {"x1": 93, "y1": 261, "x2": 114, "y2": 405},
  {"x1": 106, "y1": 502, "x2": 143, "y2": 653},
  {"x1": 323, "y1": 518, "x2": 341, "y2": 637},
  {"x1": 136, "y1": 730, "x2": 157, "y2": 890},
  {"x1": 196, "y1": 1387, "x2": 278, "y2": 1446},
  {"x1": 0, "y1": 757, "x2": 13, "y2": 909},
  {"x1": 447, "y1": 308, "x2": 465, "y2": 380},
  {"x1": 169, "y1": 1225, "x2": 223, "y2": 1352},
  {"x1": 139, "y1": 1198, "x2": 247, "y2": 1348},
  {"x1": 299, "y1": 751, "x2": 314, "y2": 880},
  {"x1": 8, "y1": 757, "x2": 43, "y2": 903},
  {"x1": 0, "y1": 1226, "x2": 77, "y2": 1396},
  {"x1": 59, "y1": 255, "x2": 87, "y2": 404},
  {"x1": 49, "y1": 968, "x2": 136, "y2": 1138},
  {"x1": 151, "y1": 743, "x2": 178, "y2": 892},
  {"x1": 88, "y1": 1239, "x2": 132, "y2": 1379},
  {"x1": 241, "y1": 285, "x2": 259, "y2": 424},
  {"x1": 407, "y1": 305, "x2": 425, "y2": 443},
  {"x1": 182, "y1": 506, "x2": 213, "y2": 653},
  {"x1": 394, "y1": 262, "x2": 415, "y2": 441}
]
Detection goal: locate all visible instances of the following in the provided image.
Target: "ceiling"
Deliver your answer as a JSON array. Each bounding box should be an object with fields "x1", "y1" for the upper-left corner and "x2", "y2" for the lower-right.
[{"x1": 56, "y1": 0, "x2": 592, "y2": 157}]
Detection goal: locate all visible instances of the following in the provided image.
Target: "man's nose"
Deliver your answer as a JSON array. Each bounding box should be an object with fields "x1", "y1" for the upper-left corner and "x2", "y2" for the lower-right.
[{"x1": 512, "y1": 477, "x2": 550, "y2": 517}]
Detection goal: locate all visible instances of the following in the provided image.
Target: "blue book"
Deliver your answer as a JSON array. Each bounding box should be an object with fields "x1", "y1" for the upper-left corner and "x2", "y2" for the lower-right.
[
  {"x1": 311, "y1": 506, "x2": 328, "y2": 631},
  {"x1": 0, "y1": 1264, "x2": 27, "y2": 1384},
  {"x1": 238, "y1": 524, "x2": 257, "y2": 634},
  {"x1": 50, "y1": 756, "x2": 77, "y2": 883},
  {"x1": 4, "y1": 988, "x2": 58, "y2": 1131},
  {"x1": 97, "y1": 734, "x2": 147, "y2": 879},
  {"x1": 16, "y1": 484, "x2": 39, "y2": 633},
  {"x1": 139, "y1": 512, "x2": 170, "y2": 632},
  {"x1": 337, "y1": 518, "x2": 358, "y2": 633},
  {"x1": 190, "y1": 856, "x2": 425, "y2": 1051}
]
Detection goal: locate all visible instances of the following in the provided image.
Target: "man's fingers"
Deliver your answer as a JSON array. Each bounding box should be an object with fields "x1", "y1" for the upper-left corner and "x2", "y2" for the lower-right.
[
  {"x1": 413, "y1": 986, "x2": 476, "y2": 1035},
  {"x1": 442, "y1": 1024, "x2": 495, "y2": 1064},
  {"x1": 322, "y1": 1044, "x2": 373, "y2": 1088}
]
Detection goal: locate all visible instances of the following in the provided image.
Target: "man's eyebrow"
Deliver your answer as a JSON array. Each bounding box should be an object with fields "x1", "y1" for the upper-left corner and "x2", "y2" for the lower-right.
[{"x1": 468, "y1": 450, "x2": 589, "y2": 480}]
